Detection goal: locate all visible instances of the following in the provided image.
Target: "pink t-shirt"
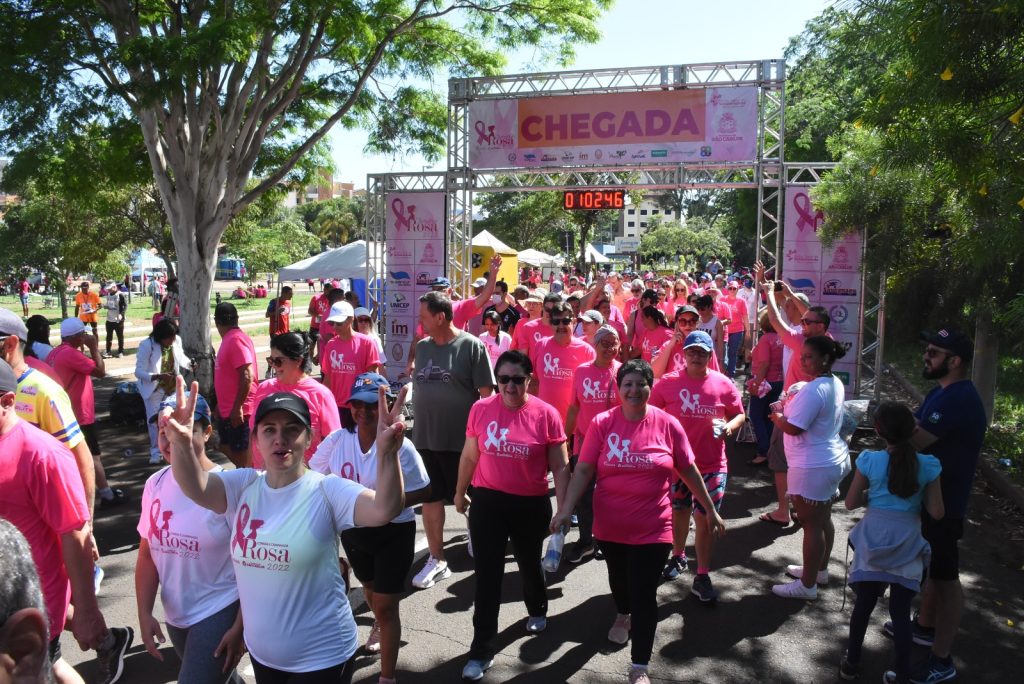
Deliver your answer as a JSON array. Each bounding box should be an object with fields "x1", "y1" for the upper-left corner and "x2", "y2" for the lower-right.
[
  {"x1": 713, "y1": 300, "x2": 731, "y2": 323},
  {"x1": 452, "y1": 298, "x2": 481, "y2": 330},
  {"x1": 248, "y1": 376, "x2": 341, "y2": 468},
  {"x1": 623, "y1": 296, "x2": 640, "y2": 321},
  {"x1": 47, "y1": 343, "x2": 97, "y2": 425},
  {"x1": 0, "y1": 421, "x2": 90, "y2": 635},
  {"x1": 724, "y1": 297, "x2": 748, "y2": 334},
  {"x1": 466, "y1": 395, "x2": 566, "y2": 496},
  {"x1": 215, "y1": 328, "x2": 258, "y2": 419},
  {"x1": 531, "y1": 336, "x2": 596, "y2": 420},
  {"x1": 751, "y1": 332, "x2": 784, "y2": 383},
  {"x1": 317, "y1": 298, "x2": 334, "y2": 339},
  {"x1": 570, "y1": 360, "x2": 621, "y2": 454},
  {"x1": 579, "y1": 406, "x2": 695, "y2": 545},
  {"x1": 309, "y1": 294, "x2": 325, "y2": 327},
  {"x1": 26, "y1": 355, "x2": 61, "y2": 382},
  {"x1": 634, "y1": 325, "x2": 674, "y2": 363},
  {"x1": 321, "y1": 333, "x2": 382, "y2": 406},
  {"x1": 511, "y1": 318, "x2": 553, "y2": 360},
  {"x1": 782, "y1": 331, "x2": 833, "y2": 390},
  {"x1": 649, "y1": 370, "x2": 744, "y2": 473}
]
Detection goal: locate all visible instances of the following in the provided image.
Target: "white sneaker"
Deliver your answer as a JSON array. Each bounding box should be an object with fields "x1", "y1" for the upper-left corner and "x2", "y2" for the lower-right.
[
  {"x1": 607, "y1": 613, "x2": 631, "y2": 644},
  {"x1": 771, "y1": 578, "x2": 818, "y2": 600},
  {"x1": 785, "y1": 564, "x2": 829, "y2": 585},
  {"x1": 412, "y1": 556, "x2": 450, "y2": 589}
]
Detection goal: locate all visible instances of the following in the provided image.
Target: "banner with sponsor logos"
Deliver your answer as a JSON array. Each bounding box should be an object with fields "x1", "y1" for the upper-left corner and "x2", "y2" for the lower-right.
[
  {"x1": 468, "y1": 87, "x2": 758, "y2": 169},
  {"x1": 782, "y1": 186, "x2": 864, "y2": 397},
  {"x1": 383, "y1": 192, "x2": 446, "y2": 380}
]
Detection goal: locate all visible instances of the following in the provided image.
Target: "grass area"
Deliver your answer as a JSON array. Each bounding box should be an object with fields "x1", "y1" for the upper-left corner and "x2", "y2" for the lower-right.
[{"x1": 887, "y1": 341, "x2": 1024, "y2": 485}]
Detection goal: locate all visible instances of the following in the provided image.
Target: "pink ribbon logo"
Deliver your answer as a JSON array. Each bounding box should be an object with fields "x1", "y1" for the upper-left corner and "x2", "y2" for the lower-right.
[
  {"x1": 391, "y1": 198, "x2": 416, "y2": 231},
  {"x1": 340, "y1": 462, "x2": 358, "y2": 483},
  {"x1": 606, "y1": 433, "x2": 630, "y2": 462},
  {"x1": 474, "y1": 121, "x2": 496, "y2": 145},
  {"x1": 148, "y1": 499, "x2": 172, "y2": 545},
  {"x1": 232, "y1": 504, "x2": 263, "y2": 555},
  {"x1": 792, "y1": 191, "x2": 824, "y2": 233}
]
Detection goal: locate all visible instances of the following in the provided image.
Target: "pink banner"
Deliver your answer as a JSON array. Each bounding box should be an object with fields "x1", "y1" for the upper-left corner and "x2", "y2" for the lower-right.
[
  {"x1": 782, "y1": 187, "x2": 865, "y2": 396},
  {"x1": 384, "y1": 192, "x2": 446, "y2": 379},
  {"x1": 468, "y1": 87, "x2": 758, "y2": 169}
]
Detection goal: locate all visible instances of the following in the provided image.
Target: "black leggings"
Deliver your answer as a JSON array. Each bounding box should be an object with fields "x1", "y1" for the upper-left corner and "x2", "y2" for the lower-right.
[
  {"x1": 251, "y1": 656, "x2": 353, "y2": 684},
  {"x1": 598, "y1": 539, "x2": 672, "y2": 666},
  {"x1": 846, "y1": 581, "x2": 916, "y2": 682},
  {"x1": 105, "y1": 320, "x2": 124, "y2": 353},
  {"x1": 468, "y1": 487, "x2": 551, "y2": 660}
]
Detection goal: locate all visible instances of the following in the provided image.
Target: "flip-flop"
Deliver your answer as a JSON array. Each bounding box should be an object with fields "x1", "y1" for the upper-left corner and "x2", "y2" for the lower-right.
[{"x1": 758, "y1": 513, "x2": 791, "y2": 527}]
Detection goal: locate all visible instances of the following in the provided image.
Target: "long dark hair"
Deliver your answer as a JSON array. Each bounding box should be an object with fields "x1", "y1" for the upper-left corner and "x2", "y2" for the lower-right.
[
  {"x1": 640, "y1": 305, "x2": 671, "y2": 329},
  {"x1": 873, "y1": 401, "x2": 919, "y2": 499},
  {"x1": 271, "y1": 332, "x2": 312, "y2": 374}
]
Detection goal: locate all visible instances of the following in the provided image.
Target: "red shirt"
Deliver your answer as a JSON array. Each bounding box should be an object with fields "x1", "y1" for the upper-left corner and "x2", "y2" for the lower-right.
[
  {"x1": 47, "y1": 343, "x2": 97, "y2": 425},
  {"x1": 269, "y1": 298, "x2": 291, "y2": 336}
]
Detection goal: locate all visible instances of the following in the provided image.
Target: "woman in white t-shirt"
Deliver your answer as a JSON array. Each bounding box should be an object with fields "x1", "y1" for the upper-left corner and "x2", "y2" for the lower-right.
[
  {"x1": 164, "y1": 377, "x2": 409, "y2": 684},
  {"x1": 136, "y1": 391, "x2": 244, "y2": 683},
  {"x1": 768, "y1": 336, "x2": 852, "y2": 600},
  {"x1": 478, "y1": 311, "x2": 512, "y2": 368},
  {"x1": 309, "y1": 373, "x2": 430, "y2": 684}
]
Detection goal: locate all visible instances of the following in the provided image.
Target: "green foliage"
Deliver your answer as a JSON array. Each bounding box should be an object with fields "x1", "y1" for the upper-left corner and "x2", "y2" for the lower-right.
[
  {"x1": 296, "y1": 197, "x2": 366, "y2": 249},
  {"x1": 475, "y1": 190, "x2": 569, "y2": 254},
  {"x1": 639, "y1": 217, "x2": 732, "y2": 270},
  {"x1": 223, "y1": 204, "x2": 319, "y2": 283}
]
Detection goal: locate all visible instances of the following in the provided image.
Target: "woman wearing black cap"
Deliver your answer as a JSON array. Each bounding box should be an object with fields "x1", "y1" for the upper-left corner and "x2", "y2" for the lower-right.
[
  {"x1": 166, "y1": 377, "x2": 409, "y2": 684},
  {"x1": 310, "y1": 373, "x2": 431, "y2": 684}
]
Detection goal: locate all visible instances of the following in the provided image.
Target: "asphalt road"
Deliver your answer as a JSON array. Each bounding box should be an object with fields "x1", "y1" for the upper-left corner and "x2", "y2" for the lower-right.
[{"x1": 60, "y1": 375, "x2": 1024, "y2": 684}]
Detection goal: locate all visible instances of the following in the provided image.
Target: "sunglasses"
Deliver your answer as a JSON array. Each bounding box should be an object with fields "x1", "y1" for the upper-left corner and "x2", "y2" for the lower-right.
[
  {"x1": 676, "y1": 316, "x2": 699, "y2": 325},
  {"x1": 550, "y1": 317, "x2": 573, "y2": 326},
  {"x1": 800, "y1": 318, "x2": 823, "y2": 325},
  {"x1": 266, "y1": 356, "x2": 288, "y2": 367},
  {"x1": 496, "y1": 375, "x2": 528, "y2": 385}
]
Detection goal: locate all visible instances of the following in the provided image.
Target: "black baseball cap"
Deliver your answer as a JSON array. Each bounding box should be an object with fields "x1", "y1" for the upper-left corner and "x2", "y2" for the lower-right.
[
  {"x1": 254, "y1": 392, "x2": 312, "y2": 429},
  {"x1": 921, "y1": 327, "x2": 973, "y2": 363},
  {"x1": 214, "y1": 302, "x2": 239, "y2": 324}
]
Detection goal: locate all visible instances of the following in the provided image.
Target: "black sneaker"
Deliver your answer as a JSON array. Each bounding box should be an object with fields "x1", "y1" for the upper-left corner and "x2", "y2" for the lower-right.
[
  {"x1": 882, "y1": 616, "x2": 935, "y2": 647},
  {"x1": 662, "y1": 554, "x2": 687, "y2": 581},
  {"x1": 690, "y1": 573, "x2": 718, "y2": 603},
  {"x1": 566, "y1": 542, "x2": 596, "y2": 564},
  {"x1": 99, "y1": 489, "x2": 129, "y2": 509},
  {"x1": 96, "y1": 626, "x2": 133, "y2": 684},
  {"x1": 594, "y1": 545, "x2": 604, "y2": 561},
  {"x1": 839, "y1": 652, "x2": 859, "y2": 680}
]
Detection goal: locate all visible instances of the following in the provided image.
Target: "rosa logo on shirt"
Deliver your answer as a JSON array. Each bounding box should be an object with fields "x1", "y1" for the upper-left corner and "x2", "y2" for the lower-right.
[
  {"x1": 328, "y1": 350, "x2": 357, "y2": 372},
  {"x1": 232, "y1": 504, "x2": 290, "y2": 568},
  {"x1": 604, "y1": 433, "x2": 653, "y2": 469},
  {"x1": 581, "y1": 377, "x2": 612, "y2": 401},
  {"x1": 533, "y1": 331, "x2": 544, "y2": 343},
  {"x1": 542, "y1": 353, "x2": 574, "y2": 379},
  {"x1": 483, "y1": 420, "x2": 530, "y2": 458},
  {"x1": 677, "y1": 388, "x2": 718, "y2": 418},
  {"x1": 148, "y1": 499, "x2": 200, "y2": 553}
]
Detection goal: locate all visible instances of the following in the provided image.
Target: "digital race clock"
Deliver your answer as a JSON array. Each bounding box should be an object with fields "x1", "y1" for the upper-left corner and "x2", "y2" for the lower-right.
[{"x1": 562, "y1": 189, "x2": 626, "y2": 211}]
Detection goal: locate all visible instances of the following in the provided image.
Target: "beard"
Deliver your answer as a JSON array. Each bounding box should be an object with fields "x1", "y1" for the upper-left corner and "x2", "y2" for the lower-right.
[{"x1": 923, "y1": 356, "x2": 950, "y2": 380}]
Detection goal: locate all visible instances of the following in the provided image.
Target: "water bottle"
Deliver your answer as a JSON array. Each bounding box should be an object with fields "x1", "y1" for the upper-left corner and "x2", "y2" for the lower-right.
[
  {"x1": 542, "y1": 526, "x2": 567, "y2": 573},
  {"x1": 712, "y1": 418, "x2": 727, "y2": 439}
]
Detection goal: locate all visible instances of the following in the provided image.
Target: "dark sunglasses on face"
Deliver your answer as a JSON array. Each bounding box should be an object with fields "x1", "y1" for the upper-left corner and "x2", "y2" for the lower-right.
[
  {"x1": 800, "y1": 318, "x2": 823, "y2": 325},
  {"x1": 677, "y1": 316, "x2": 698, "y2": 325},
  {"x1": 266, "y1": 356, "x2": 287, "y2": 367},
  {"x1": 550, "y1": 317, "x2": 573, "y2": 326},
  {"x1": 496, "y1": 375, "x2": 528, "y2": 385}
]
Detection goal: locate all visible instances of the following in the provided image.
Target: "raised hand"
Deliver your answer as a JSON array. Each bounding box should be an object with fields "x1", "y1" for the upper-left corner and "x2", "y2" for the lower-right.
[
  {"x1": 161, "y1": 376, "x2": 198, "y2": 449},
  {"x1": 375, "y1": 384, "x2": 409, "y2": 456}
]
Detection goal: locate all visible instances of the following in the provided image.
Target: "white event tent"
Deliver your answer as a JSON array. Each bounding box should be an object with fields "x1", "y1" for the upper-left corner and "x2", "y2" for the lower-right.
[{"x1": 277, "y1": 240, "x2": 383, "y2": 281}]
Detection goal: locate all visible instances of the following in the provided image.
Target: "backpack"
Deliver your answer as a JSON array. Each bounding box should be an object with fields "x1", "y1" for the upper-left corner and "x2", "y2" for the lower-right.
[{"x1": 108, "y1": 381, "x2": 148, "y2": 427}]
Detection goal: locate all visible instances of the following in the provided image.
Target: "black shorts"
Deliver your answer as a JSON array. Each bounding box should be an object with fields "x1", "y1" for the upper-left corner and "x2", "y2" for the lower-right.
[
  {"x1": 341, "y1": 520, "x2": 417, "y2": 594},
  {"x1": 922, "y1": 514, "x2": 964, "y2": 581},
  {"x1": 216, "y1": 417, "x2": 251, "y2": 452},
  {"x1": 49, "y1": 635, "x2": 61, "y2": 663},
  {"x1": 419, "y1": 449, "x2": 460, "y2": 503},
  {"x1": 81, "y1": 423, "x2": 101, "y2": 456}
]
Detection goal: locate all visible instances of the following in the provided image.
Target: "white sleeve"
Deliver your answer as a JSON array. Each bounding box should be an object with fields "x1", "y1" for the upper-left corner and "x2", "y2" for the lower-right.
[
  {"x1": 219, "y1": 469, "x2": 260, "y2": 518},
  {"x1": 398, "y1": 442, "x2": 431, "y2": 493},
  {"x1": 785, "y1": 379, "x2": 824, "y2": 431},
  {"x1": 136, "y1": 471, "x2": 162, "y2": 538},
  {"x1": 321, "y1": 475, "x2": 367, "y2": 532},
  {"x1": 172, "y1": 338, "x2": 192, "y2": 370},
  {"x1": 309, "y1": 430, "x2": 341, "y2": 475}
]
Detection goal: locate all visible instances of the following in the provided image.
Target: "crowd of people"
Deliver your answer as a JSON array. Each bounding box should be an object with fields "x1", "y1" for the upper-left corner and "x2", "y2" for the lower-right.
[{"x1": 0, "y1": 258, "x2": 988, "y2": 684}]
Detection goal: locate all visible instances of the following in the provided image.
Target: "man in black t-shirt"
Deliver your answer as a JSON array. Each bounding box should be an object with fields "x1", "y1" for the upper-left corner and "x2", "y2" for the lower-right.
[
  {"x1": 481, "y1": 280, "x2": 520, "y2": 334},
  {"x1": 906, "y1": 327, "x2": 986, "y2": 684}
]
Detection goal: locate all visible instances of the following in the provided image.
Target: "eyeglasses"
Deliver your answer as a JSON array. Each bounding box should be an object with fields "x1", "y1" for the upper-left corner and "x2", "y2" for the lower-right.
[
  {"x1": 266, "y1": 356, "x2": 288, "y2": 367},
  {"x1": 676, "y1": 316, "x2": 699, "y2": 325},
  {"x1": 496, "y1": 375, "x2": 528, "y2": 385},
  {"x1": 800, "y1": 318, "x2": 823, "y2": 325},
  {"x1": 674, "y1": 289, "x2": 686, "y2": 293},
  {"x1": 550, "y1": 317, "x2": 573, "y2": 326}
]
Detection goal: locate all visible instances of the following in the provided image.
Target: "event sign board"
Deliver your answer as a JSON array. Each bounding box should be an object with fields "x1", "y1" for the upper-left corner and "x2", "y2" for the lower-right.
[
  {"x1": 468, "y1": 87, "x2": 758, "y2": 169},
  {"x1": 782, "y1": 187, "x2": 865, "y2": 397},
  {"x1": 383, "y1": 192, "x2": 445, "y2": 379}
]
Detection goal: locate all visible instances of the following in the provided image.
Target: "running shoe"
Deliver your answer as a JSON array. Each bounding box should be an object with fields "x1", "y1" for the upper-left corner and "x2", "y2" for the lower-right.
[
  {"x1": 690, "y1": 574, "x2": 718, "y2": 603},
  {"x1": 662, "y1": 554, "x2": 687, "y2": 581},
  {"x1": 95, "y1": 626, "x2": 134, "y2": 684},
  {"x1": 364, "y1": 620, "x2": 381, "y2": 655},
  {"x1": 411, "y1": 556, "x2": 450, "y2": 589},
  {"x1": 839, "y1": 653, "x2": 859, "y2": 680},
  {"x1": 771, "y1": 579, "x2": 818, "y2": 600},
  {"x1": 882, "y1": 616, "x2": 935, "y2": 647},
  {"x1": 462, "y1": 658, "x2": 493, "y2": 681},
  {"x1": 882, "y1": 672, "x2": 898, "y2": 683},
  {"x1": 607, "y1": 613, "x2": 631, "y2": 644},
  {"x1": 99, "y1": 489, "x2": 129, "y2": 508},
  {"x1": 570, "y1": 514, "x2": 579, "y2": 526},
  {"x1": 785, "y1": 564, "x2": 830, "y2": 586},
  {"x1": 628, "y1": 666, "x2": 651, "y2": 684},
  {"x1": 909, "y1": 656, "x2": 956, "y2": 683},
  {"x1": 566, "y1": 542, "x2": 596, "y2": 564},
  {"x1": 525, "y1": 616, "x2": 547, "y2": 634}
]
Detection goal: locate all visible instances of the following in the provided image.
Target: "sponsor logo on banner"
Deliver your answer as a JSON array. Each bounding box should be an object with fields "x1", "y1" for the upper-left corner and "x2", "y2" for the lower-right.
[
  {"x1": 651, "y1": 149, "x2": 668, "y2": 158},
  {"x1": 785, "y1": 248, "x2": 822, "y2": 269},
  {"x1": 389, "y1": 318, "x2": 412, "y2": 339},
  {"x1": 387, "y1": 242, "x2": 413, "y2": 261},
  {"x1": 390, "y1": 197, "x2": 439, "y2": 233},
  {"x1": 391, "y1": 344, "x2": 404, "y2": 362},
  {"x1": 419, "y1": 242, "x2": 439, "y2": 264},
  {"x1": 829, "y1": 304, "x2": 850, "y2": 327},
  {"x1": 473, "y1": 119, "x2": 515, "y2": 147},
  {"x1": 825, "y1": 243, "x2": 861, "y2": 272},
  {"x1": 388, "y1": 291, "x2": 411, "y2": 312},
  {"x1": 822, "y1": 279, "x2": 858, "y2": 298},
  {"x1": 415, "y1": 272, "x2": 434, "y2": 286},
  {"x1": 786, "y1": 276, "x2": 817, "y2": 298},
  {"x1": 790, "y1": 190, "x2": 825, "y2": 233},
  {"x1": 388, "y1": 271, "x2": 411, "y2": 286}
]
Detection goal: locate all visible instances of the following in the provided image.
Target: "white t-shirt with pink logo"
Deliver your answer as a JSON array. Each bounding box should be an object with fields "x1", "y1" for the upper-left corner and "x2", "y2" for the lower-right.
[
  {"x1": 531, "y1": 336, "x2": 596, "y2": 420},
  {"x1": 465, "y1": 395, "x2": 566, "y2": 497},
  {"x1": 219, "y1": 469, "x2": 366, "y2": 672},
  {"x1": 579, "y1": 406, "x2": 695, "y2": 545},
  {"x1": 321, "y1": 333, "x2": 382, "y2": 406},
  {"x1": 479, "y1": 330, "x2": 512, "y2": 367},
  {"x1": 649, "y1": 370, "x2": 744, "y2": 474},
  {"x1": 137, "y1": 466, "x2": 238, "y2": 627},
  {"x1": 570, "y1": 360, "x2": 621, "y2": 454},
  {"x1": 309, "y1": 429, "x2": 430, "y2": 524}
]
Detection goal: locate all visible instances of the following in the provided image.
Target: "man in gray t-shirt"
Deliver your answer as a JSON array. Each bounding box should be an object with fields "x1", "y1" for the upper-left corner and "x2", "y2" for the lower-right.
[{"x1": 410, "y1": 291, "x2": 494, "y2": 590}]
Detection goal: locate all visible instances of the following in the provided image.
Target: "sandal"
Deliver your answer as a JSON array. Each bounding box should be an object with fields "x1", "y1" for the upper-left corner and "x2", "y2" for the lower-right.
[{"x1": 758, "y1": 512, "x2": 791, "y2": 527}]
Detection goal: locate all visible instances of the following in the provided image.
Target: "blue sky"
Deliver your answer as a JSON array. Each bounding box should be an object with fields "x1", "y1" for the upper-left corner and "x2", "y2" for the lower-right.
[{"x1": 330, "y1": 0, "x2": 832, "y2": 186}]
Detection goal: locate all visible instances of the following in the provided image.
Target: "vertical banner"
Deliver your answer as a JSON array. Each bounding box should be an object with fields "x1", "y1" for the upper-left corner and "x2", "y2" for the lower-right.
[
  {"x1": 783, "y1": 187, "x2": 864, "y2": 397},
  {"x1": 383, "y1": 192, "x2": 446, "y2": 380}
]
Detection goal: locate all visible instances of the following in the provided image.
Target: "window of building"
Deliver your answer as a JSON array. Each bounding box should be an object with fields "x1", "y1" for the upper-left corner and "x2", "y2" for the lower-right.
[
  {"x1": 627, "y1": 208, "x2": 635, "y2": 215},
  {"x1": 640, "y1": 209, "x2": 648, "y2": 215},
  {"x1": 640, "y1": 222, "x2": 648, "y2": 228},
  {"x1": 652, "y1": 209, "x2": 660, "y2": 215},
  {"x1": 627, "y1": 221, "x2": 635, "y2": 227}
]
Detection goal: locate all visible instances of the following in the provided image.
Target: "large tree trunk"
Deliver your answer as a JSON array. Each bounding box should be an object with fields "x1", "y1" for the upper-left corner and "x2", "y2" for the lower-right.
[
  {"x1": 172, "y1": 218, "x2": 222, "y2": 397},
  {"x1": 972, "y1": 306, "x2": 998, "y2": 426}
]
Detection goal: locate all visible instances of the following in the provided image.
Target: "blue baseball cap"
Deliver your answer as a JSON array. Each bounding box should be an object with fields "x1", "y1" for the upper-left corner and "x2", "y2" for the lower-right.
[
  {"x1": 683, "y1": 330, "x2": 714, "y2": 352},
  {"x1": 429, "y1": 276, "x2": 451, "y2": 289},
  {"x1": 348, "y1": 372, "x2": 395, "y2": 405},
  {"x1": 151, "y1": 391, "x2": 212, "y2": 424}
]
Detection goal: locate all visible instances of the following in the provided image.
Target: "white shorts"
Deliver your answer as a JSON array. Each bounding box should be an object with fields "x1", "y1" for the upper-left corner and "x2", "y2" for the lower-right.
[{"x1": 788, "y1": 460, "x2": 851, "y2": 503}]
